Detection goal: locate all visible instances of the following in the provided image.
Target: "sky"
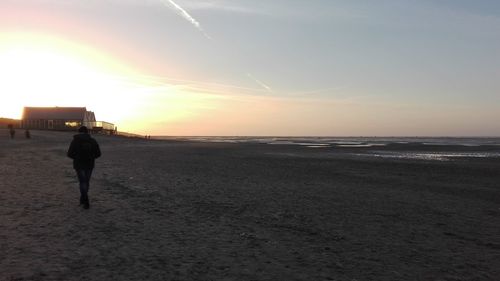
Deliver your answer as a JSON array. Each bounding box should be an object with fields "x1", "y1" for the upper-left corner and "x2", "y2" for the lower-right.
[{"x1": 0, "y1": 0, "x2": 499, "y2": 136}]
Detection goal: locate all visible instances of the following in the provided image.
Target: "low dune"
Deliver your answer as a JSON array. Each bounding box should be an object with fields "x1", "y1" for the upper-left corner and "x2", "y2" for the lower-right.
[{"x1": 1, "y1": 129, "x2": 499, "y2": 280}]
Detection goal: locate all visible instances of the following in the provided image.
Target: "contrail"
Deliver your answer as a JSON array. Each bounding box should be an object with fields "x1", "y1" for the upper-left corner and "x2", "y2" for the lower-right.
[
  {"x1": 113, "y1": 73, "x2": 268, "y2": 92},
  {"x1": 246, "y1": 73, "x2": 273, "y2": 93},
  {"x1": 104, "y1": 73, "x2": 270, "y2": 98},
  {"x1": 160, "y1": 0, "x2": 211, "y2": 39}
]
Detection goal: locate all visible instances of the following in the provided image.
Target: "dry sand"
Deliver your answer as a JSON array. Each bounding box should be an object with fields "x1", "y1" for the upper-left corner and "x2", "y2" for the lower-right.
[{"x1": 1, "y1": 129, "x2": 500, "y2": 281}]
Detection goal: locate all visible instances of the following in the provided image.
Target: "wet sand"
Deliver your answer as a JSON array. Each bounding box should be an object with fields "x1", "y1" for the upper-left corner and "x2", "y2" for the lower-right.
[{"x1": 1, "y1": 130, "x2": 500, "y2": 280}]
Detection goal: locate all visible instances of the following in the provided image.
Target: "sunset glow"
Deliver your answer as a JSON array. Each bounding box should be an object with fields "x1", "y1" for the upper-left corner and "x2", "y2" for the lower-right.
[
  {"x1": 0, "y1": 33, "x2": 138, "y2": 118},
  {"x1": 0, "y1": 32, "x2": 220, "y2": 134}
]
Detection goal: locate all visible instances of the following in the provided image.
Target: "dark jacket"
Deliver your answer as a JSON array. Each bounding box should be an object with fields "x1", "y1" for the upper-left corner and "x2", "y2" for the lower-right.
[{"x1": 67, "y1": 133, "x2": 101, "y2": 169}]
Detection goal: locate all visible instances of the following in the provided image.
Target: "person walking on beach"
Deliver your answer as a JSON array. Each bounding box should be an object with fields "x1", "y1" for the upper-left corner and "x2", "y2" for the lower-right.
[
  {"x1": 8, "y1": 124, "x2": 15, "y2": 139},
  {"x1": 67, "y1": 126, "x2": 101, "y2": 209}
]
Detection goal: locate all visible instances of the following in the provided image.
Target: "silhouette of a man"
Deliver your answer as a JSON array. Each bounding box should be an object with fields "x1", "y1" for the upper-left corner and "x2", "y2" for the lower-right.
[
  {"x1": 8, "y1": 124, "x2": 15, "y2": 139},
  {"x1": 67, "y1": 126, "x2": 101, "y2": 209}
]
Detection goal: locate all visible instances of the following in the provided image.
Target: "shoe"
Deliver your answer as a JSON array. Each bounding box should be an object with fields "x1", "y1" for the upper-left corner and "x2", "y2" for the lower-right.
[{"x1": 81, "y1": 195, "x2": 89, "y2": 209}]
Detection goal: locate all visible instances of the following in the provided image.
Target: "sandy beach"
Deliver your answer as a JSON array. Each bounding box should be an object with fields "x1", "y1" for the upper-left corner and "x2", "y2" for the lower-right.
[{"x1": 1, "y1": 129, "x2": 500, "y2": 281}]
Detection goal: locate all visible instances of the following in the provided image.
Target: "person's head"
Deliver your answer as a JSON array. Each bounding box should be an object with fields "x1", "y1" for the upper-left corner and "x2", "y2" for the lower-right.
[{"x1": 78, "y1": 126, "x2": 88, "y2": 134}]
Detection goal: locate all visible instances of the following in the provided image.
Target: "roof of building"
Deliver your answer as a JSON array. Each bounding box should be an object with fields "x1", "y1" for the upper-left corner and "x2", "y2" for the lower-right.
[{"x1": 22, "y1": 107, "x2": 91, "y2": 120}]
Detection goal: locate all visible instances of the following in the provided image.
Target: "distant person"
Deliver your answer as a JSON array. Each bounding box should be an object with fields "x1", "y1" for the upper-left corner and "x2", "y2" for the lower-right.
[
  {"x1": 8, "y1": 124, "x2": 15, "y2": 139},
  {"x1": 67, "y1": 126, "x2": 101, "y2": 209},
  {"x1": 25, "y1": 129, "x2": 31, "y2": 139}
]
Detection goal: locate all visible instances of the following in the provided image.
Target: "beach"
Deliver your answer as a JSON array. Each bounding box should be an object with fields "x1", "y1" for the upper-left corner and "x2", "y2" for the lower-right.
[{"x1": 1, "y1": 130, "x2": 500, "y2": 281}]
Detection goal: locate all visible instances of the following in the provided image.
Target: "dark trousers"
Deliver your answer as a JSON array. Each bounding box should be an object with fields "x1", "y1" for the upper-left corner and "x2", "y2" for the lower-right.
[{"x1": 75, "y1": 169, "x2": 93, "y2": 203}]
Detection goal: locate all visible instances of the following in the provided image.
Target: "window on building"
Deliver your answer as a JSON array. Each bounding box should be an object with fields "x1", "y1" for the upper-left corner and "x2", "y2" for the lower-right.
[{"x1": 65, "y1": 121, "x2": 81, "y2": 128}]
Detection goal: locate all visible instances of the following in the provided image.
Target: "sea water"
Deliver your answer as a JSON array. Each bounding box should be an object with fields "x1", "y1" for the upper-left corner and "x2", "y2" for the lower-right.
[
  {"x1": 156, "y1": 136, "x2": 500, "y2": 160},
  {"x1": 157, "y1": 136, "x2": 500, "y2": 147}
]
